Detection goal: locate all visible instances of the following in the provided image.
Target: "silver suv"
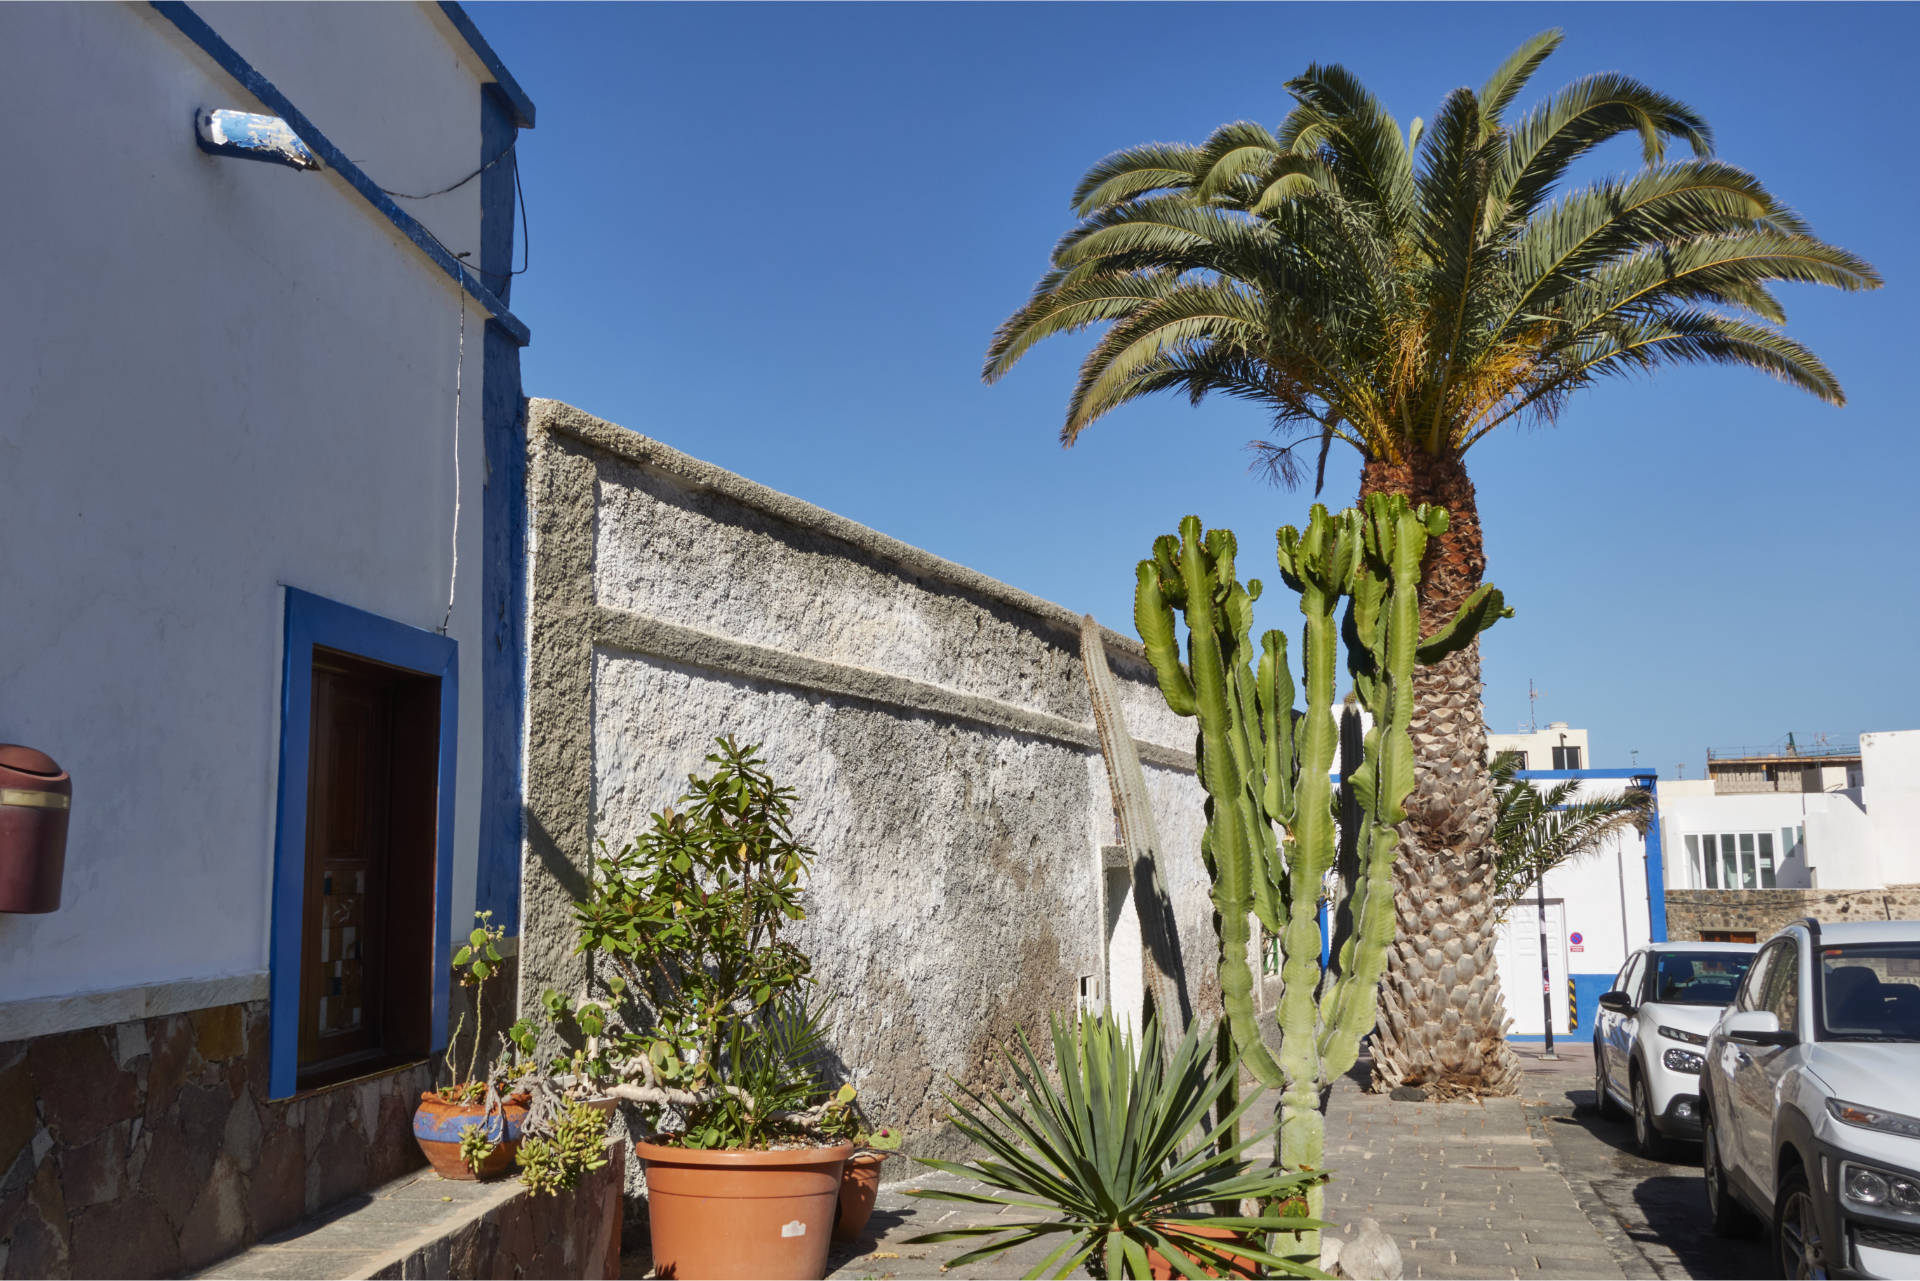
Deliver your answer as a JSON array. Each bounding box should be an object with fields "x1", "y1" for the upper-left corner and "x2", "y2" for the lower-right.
[
  {"x1": 1700, "y1": 917, "x2": 1920, "y2": 1279},
  {"x1": 1594, "y1": 941, "x2": 1757, "y2": 1156}
]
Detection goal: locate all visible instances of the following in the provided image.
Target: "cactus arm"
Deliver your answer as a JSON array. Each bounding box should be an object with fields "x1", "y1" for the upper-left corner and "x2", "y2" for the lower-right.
[
  {"x1": 1415, "y1": 582, "x2": 1513, "y2": 665},
  {"x1": 1320, "y1": 498, "x2": 1424, "y2": 1070},
  {"x1": 1135, "y1": 562, "x2": 1197, "y2": 717},
  {"x1": 1172, "y1": 519, "x2": 1283, "y2": 1087}
]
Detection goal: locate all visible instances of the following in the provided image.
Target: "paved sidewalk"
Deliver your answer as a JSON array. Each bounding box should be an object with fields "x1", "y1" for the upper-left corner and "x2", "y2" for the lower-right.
[{"x1": 826, "y1": 1045, "x2": 1631, "y2": 1280}]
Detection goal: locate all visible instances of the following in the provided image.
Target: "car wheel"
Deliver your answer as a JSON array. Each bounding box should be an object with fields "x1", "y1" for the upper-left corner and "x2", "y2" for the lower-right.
[
  {"x1": 1702, "y1": 1106, "x2": 1757, "y2": 1238},
  {"x1": 1593, "y1": 1040, "x2": 1623, "y2": 1119},
  {"x1": 1630, "y1": 1069, "x2": 1670, "y2": 1160},
  {"x1": 1773, "y1": 1164, "x2": 1828, "y2": 1279}
]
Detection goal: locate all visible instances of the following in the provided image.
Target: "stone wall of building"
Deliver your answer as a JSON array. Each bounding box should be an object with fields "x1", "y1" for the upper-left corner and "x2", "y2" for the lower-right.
[
  {"x1": 518, "y1": 400, "x2": 1213, "y2": 1175},
  {"x1": 1665, "y1": 884, "x2": 1920, "y2": 941},
  {"x1": 0, "y1": 999, "x2": 428, "y2": 1278}
]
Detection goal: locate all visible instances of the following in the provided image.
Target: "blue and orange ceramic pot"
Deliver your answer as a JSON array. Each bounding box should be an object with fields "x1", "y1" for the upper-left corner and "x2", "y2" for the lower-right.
[{"x1": 412, "y1": 1090, "x2": 530, "y2": 1180}]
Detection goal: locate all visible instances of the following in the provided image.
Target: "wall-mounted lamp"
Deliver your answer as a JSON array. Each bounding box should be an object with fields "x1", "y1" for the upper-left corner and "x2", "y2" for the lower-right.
[
  {"x1": 195, "y1": 108, "x2": 320, "y2": 171},
  {"x1": 0, "y1": 745, "x2": 70, "y2": 913}
]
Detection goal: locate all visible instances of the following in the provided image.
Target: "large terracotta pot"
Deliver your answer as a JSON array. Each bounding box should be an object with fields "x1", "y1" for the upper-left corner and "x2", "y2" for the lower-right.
[
  {"x1": 832, "y1": 1150, "x2": 891, "y2": 1242},
  {"x1": 1145, "y1": 1223, "x2": 1259, "y2": 1280},
  {"x1": 412, "y1": 1091, "x2": 530, "y2": 1180},
  {"x1": 637, "y1": 1140, "x2": 852, "y2": 1280}
]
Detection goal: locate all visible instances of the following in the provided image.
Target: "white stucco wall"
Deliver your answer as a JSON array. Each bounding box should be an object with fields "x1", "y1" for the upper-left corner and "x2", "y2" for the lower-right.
[
  {"x1": 1863, "y1": 730, "x2": 1920, "y2": 886},
  {"x1": 0, "y1": 3, "x2": 494, "y2": 1009},
  {"x1": 1660, "y1": 787, "x2": 1880, "y2": 890},
  {"x1": 1492, "y1": 776, "x2": 1654, "y2": 1035},
  {"x1": 1487, "y1": 723, "x2": 1592, "y2": 771}
]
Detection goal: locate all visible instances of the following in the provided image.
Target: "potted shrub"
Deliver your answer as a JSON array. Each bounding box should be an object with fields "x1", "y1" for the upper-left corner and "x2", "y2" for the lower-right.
[
  {"x1": 907, "y1": 1013, "x2": 1330, "y2": 1278},
  {"x1": 569, "y1": 736, "x2": 851, "y2": 1280},
  {"x1": 412, "y1": 912, "x2": 530, "y2": 1179},
  {"x1": 818, "y1": 1084, "x2": 903, "y2": 1242}
]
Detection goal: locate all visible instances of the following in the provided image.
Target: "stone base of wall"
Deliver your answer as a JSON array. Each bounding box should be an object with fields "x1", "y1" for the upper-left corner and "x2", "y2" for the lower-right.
[
  {"x1": 1666, "y1": 884, "x2": 1920, "y2": 941},
  {"x1": 0, "y1": 1000, "x2": 427, "y2": 1279}
]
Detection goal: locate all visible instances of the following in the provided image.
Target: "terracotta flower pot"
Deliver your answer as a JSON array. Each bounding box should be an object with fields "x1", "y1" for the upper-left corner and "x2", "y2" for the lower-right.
[
  {"x1": 637, "y1": 1140, "x2": 851, "y2": 1280},
  {"x1": 412, "y1": 1091, "x2": 530, "y2": 1180},
  {"x1": 1145, "y1": 1223, "x2": 1259, "y2": 1280},
  {"x1": 832, "y1": 1150, "x2": 891, "y2": 1242}
]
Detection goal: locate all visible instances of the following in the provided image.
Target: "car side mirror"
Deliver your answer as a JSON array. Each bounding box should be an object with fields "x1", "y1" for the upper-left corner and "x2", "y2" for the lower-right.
[
  {"x1": 1597, "y1": 990, "x2": 1635, "y2": 1016},
  {"x1": 1724, "y1": 1009, "x2": 1796, "y2": 1047}
]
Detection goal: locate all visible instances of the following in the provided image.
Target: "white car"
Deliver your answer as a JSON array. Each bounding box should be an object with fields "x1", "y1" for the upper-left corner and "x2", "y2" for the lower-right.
[
  {"x1": 1593, "y1": 941, "x2": 1758, "y2": 1156},
  {"x1": 1700, "y1": 917, "x2": 1920, "y2": 1279}
]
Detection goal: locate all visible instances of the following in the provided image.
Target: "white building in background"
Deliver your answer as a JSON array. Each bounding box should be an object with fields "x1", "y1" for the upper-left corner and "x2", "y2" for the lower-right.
[
  {"x1": 1488, "y1": 721, "x2": 1591, "y2": 771},
  {"x1": 1661, "y1": 730, "x2": 1920, "y2": 892},
  {"x1": 1481, "y1": 725, "x2": 1662, "y2": 1039}
]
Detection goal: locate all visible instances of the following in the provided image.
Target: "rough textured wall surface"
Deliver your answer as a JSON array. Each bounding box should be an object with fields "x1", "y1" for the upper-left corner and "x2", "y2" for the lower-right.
[
  {"x1": 1665, "y1": 884, "x2": 1920, "y2": 941},
  {"x1": 519, "y1": 400, "x2": 1210, "y2": 1171},
  {"x1": 0, "y1": 1001, "x2": 427, "y2": 1279}
]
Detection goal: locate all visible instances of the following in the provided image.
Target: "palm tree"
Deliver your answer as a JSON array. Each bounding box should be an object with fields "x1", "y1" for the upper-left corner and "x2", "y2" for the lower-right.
[
  {"x1": 985, "y1": 31, "x2": 1878, "y2": 1094},
  {"x1": 1489, "y1": 754, "x2": 1652, "y2": 914}
]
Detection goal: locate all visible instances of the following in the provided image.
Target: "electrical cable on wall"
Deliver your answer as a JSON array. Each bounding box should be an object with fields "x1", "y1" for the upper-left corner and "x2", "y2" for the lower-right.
[
  {"x1": 441, "y1": 294, "x2": 465, "y2": 635},
  {"x1": 379, "y1": 133, "x2": 517, "y2": 201}
]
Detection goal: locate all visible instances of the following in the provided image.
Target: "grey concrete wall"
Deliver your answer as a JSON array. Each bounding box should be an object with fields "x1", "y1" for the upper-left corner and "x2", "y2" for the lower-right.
[{"x1": 517, "y1": 400, "x2": 1213, "y2": 1158}]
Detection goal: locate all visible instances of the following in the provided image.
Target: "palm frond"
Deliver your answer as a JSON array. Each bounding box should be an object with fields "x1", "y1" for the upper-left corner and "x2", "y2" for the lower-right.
[
  {"x1": 1476, "y1": 29, "x2": 1564, "y2": 131},
  {"x1": 1071, "y1": 142, "x2": 1207, "y2": 215}
]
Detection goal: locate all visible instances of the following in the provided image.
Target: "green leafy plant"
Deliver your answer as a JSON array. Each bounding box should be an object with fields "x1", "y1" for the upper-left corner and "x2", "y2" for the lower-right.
[
  {"x1": 437, "y1": 910, "x2": 511, "y2": 1104},
  {"x1": 516, "y1": 1101, "x2": 613, "y2": 1196},
  {"x1": 568, "y1": 736, "x2": 834, "y2": 1150},
  {"x1": 818, "y1": 1083, "x2": 903, "y2": 1153},
  {"x1": 908, "y1": 1013, "x2": 1328, "y2": 1279}
]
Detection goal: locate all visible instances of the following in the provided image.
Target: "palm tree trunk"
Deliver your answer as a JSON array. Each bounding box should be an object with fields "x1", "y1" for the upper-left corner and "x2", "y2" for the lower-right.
[{"x1": 1358, "y1": 455, "x2": 1520, "y2": 1096}]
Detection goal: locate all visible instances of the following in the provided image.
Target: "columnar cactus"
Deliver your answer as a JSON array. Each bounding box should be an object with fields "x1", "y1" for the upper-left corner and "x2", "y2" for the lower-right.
[{"x1": 1135, "y1": 496, "x2": 1510, "y2": 1249}]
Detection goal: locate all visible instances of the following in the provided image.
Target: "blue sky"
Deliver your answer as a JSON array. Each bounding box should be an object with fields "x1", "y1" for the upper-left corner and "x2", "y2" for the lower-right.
[{"x1": 468, "y1": 2, "x2": 1918, "y2": 779}]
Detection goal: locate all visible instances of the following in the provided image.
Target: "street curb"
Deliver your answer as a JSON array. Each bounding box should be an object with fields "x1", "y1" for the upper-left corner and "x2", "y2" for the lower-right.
[{"x1": 1526, "y1": 1101, "x2": 1662, "y2": 1281}]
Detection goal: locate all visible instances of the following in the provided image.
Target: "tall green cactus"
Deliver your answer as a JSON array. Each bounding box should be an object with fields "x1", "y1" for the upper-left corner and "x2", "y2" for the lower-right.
[{"x1": 1135, "y1": 496, "x2": 1510, "y2": 1255}]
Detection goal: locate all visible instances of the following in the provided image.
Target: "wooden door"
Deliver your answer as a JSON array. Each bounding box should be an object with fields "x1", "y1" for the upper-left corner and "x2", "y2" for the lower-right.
[{"x1": 297, "y1": 657, "x2": 397, "y2": 1074}]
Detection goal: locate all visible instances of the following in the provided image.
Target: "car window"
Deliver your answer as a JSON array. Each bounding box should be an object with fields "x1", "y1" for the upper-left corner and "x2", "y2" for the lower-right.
[
  {"x1": 1618, "y1": 953, "x2": 1645, "y2": 1002},
  {"x1": 1737, "y1": 944, "x2": 1778, "y2": 1012},
  {"x1": 1761, "y1": 940, "x2": 1801, "y2": 1031},
  {"x1": 1651, "y1": 951, "x2": 1754, "y2": 1005},
  {"x1": 1613, "y1": 953, "x2": 1637, "y2": 991},
  {"x1": 1817, "y1": 942, "x2": 1920, "y2": 1041}
]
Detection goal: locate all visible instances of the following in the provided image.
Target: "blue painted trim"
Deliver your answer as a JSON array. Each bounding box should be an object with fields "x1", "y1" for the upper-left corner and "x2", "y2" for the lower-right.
[
  {"x1": 1515, "y1": 768, "x2": 1647, "y2": 780},
  {"x1": 269, "y1": 588, "x2": 459, "y2": 1100},
  {"x1": 1641, "y1": 775, "x2": 1668, "y2": 943},
  {"x1": 437, "y1": 3, "x2": 537, "y2": 128},
  {"x1": 149, "y1": 2, "x2": 531, "y2": 348},
  {"x1": 1571, "y1": 973, "x2": 1616, "y2": 1038},
  {"x1": 475, "y1": 80, "x2": 527, "y2": 934}
]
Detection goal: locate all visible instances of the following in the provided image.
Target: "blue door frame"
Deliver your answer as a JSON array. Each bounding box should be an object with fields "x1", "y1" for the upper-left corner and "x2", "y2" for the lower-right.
[{"x1": 269, "y1": 588, "x2": 458, "y2": 1099}]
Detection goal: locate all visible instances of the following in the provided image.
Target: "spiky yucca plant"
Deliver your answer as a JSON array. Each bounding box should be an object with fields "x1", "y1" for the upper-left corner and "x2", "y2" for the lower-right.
[
  {"x1": 985, "y1": 31, "x2": 1880, "y2": 1093},
  {"x1": 908, "y1": 1014, "x2": 1328, "y2": 1280}
]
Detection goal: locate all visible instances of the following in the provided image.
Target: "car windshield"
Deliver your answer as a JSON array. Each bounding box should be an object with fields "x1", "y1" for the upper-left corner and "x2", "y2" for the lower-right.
[
  {"x1": 1652, "y1": 951, "x2": 1753, "y2": 1006},
  {"x1": 1818, "y1": 943, "x2": 1920, "y2": 1041}
]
